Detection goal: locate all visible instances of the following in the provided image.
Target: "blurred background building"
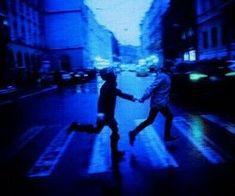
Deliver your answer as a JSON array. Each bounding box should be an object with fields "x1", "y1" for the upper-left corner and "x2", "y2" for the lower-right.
[
  {"x1": 195, "y1": 0, "x2": 235, "y2": 60},
  {"x1": 1, "y1": 0, "x2": 235, "y2": 88},
  {"x1": 140, "y1": 0, "x2": 235, "y2": 66},
  {"x1": 140, "y1": 0, "x2": 170, "y2": 66},
  {"x1": 0, "y1": 0, "x2": 120, "y2": 88}
]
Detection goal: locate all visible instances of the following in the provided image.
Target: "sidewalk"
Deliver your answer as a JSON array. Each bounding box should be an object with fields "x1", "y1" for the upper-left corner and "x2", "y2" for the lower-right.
[{"x1": 0, "y1": 85, "x2": 57, "y2": 106}]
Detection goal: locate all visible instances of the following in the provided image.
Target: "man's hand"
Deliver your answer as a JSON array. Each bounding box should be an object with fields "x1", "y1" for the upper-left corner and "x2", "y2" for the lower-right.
[
  {"x1": 133, "y1": 97, "x2": 138, "y2": 102},
  {"x1": 138, "y1": 98, "x2": 144, "y2": 103}
]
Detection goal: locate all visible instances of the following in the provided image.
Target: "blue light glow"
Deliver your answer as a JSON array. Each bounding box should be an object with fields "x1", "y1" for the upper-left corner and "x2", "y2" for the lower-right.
[
  {"x1": 189, "y1": 73, "x2": 208, "y2": 81},
  {"x1": 173, "y1": 116, "x2": 225, "y2": 164},
  {"x1": 225, "y1": 72, "x2": 235, "y2": 76}
]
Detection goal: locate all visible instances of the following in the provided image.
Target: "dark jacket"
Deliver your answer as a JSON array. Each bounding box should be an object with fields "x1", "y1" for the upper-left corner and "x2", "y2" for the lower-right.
[{"x1": 98, "y1": 81, "x2": 134, "y2": 117}]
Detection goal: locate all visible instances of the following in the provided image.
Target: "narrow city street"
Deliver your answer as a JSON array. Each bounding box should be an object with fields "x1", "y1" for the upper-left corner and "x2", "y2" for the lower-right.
[{"x1": 1, "y1": 72, "x2": 235, "y2": 195}]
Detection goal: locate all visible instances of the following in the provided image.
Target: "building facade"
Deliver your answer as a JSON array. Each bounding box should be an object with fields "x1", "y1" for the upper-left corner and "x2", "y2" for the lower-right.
[
  {"x1": 162, "y1": 0, "x2": 196, "y2": 62},
  {"x1": 0, "y1": 1, "x2": 10, "y2": 87},
  {"x1": 86, "y1": 7, "x2": 113, "y2": 68},
  {"x1": 1, "y1": 0, "x2": 45, "y2": 87},
  {"x1": 44, "y1": 0, "x2": 91, "y2": 71},
  {"x1": 119, "y1": 45, "x2": 140, "y2": 64},
  {"x1": 0, "y1": 0, "x2": 116, "y2": 87},
  {"x1": 140, "y1": 0, "x2": 170, "y2": 65},
  {"x1": 196, "y1": 0, "x2": 235, "y2": 60}
]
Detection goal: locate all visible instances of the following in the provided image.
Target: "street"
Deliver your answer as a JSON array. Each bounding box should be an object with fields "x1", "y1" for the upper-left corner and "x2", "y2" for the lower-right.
[{"x1": 1, "y1": 72, "x2": 235, "y2": 196}]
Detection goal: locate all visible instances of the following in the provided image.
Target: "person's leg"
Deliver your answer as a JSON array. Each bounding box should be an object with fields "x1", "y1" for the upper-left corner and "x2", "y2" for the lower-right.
[
  {"x1": 160, "y1": 106, "x2": 176, "y2": 141},
  {"x1": 68, "y1": 118, "x2": 104, "y2": 134},
  {"x1": 129, "y1": 107, "x2": 158, "y2": 145},
  {"x1": 108, "y1": 119, "x2": 124, "y2": 160}
]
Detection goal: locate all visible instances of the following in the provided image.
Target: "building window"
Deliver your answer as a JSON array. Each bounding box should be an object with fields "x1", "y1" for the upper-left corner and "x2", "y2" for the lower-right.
[
  {"x1": 8, "y1": 49, "x2": 15, "y2": 68},
  {"x1": 211, "y1": 27, "x2": 218, "y2": 47},
  {"x1": 17, "y1": 51, "x2": 23, "y2": 67},
  {"x1": 183, "y1": 50, "x2": 196, "y2": 61},
  {"x1": 0, "y1": 1, "x2": 8, "y2": 12},
  {"x1": 203, "y1": 31, "x2": 208, "y2": 49},
  {"x1": 222, "y1": 24, "x2": 227, "y2": 45},
  {"x1": 61, "y1": 55, "x2": 71, "y2": 71},
  {"x1": 21, "y1": 25, "x2": 26, "y2": 41},
  {"x1": 19, "y1": 0, "x2": 24, "y2": 13},
  {"x1": 24, "y1": 53, "x2": 31, "y2": 71},
  {"x1": 13, "y1": 20, "x2": 18, "y2": 39},
  {"x1": 10, "y1": 0, "x2": 17, "y2": 14}
]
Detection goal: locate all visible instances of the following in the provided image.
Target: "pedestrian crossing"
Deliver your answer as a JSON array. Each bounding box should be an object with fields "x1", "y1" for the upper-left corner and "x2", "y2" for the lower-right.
[
  {"x1": 88, "y1": 127, "x2": 111, "y2": 174},
  {"x1": 202, "y1": 114, "x2": 235, "y2": 135},
  {"x1": 10, "y1": 114, "x2": 233, "y2": 178},
  {"x1": 0, "y1": 126, "x2": 46, "y2": 162},
  {"x1": 135, "y1": 119, "x2": 179, "y2": 168},
  {"x1": 173, "y1": 116, "x2": 226, "y2": 164},
  {"x1": 27, "y1": 127, "x2": 75, "y2": 177}
]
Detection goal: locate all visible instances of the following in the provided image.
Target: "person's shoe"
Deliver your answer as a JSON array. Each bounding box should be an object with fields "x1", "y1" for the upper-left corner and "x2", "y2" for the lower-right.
[
  {"x1": 164, "y1": 136, "x2": 177, "y2": 141},
  {"x1": 129, "y1": 131, "x2": 136, "y2": 146},
  {"x1": 67, "y1": 122, "x2": 78, "y2": 133}
]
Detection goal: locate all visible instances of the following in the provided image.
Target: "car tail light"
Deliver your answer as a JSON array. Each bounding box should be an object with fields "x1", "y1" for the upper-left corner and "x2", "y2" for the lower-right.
[
  {"x1": 189, "y1": 73, "x2": 208, "y2": 81},
  {"x1": 225, "y1": 72, "x2": 235, "y2": 76}
]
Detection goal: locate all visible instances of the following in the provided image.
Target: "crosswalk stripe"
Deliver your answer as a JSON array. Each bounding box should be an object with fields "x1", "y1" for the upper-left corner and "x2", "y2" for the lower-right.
[
  {"x1": 173, "y1": 116, "x2": 225, "y2": 164},
  {"x1": 88, "y1": 127, "x2": 111, "y2": 174},
  {"x1": 27, "y1": 127, "x2": 74, "y2": 177},
  {"x1": 0, "y1": 126, "x2": 45, "y2": 161},
  {"x1": 135, "y1": 119, "x2": 179, "y2": 168},
  {"x1": 202, "y1": 114, "x2": 235, "y2": 135}
]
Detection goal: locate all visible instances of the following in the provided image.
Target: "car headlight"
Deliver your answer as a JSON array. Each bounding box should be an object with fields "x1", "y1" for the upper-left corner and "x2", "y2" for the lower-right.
[{"x1": 189, "y1": 73, "x2": 208, "y2": 81}]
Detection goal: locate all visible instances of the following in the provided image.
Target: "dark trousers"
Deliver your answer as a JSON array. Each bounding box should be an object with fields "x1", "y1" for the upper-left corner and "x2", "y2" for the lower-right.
[
  {"x1": 78, "y1": 117, "x2": 120, "y2": 156},
  {"x1": 133, "y1": 105, "x2": 173, "y2": 138}
]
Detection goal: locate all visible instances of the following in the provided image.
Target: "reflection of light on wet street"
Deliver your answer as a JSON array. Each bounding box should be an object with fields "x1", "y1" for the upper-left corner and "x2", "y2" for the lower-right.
[
  {"x1": 190, "y1": 116, "x2": 204, "y2": 143},
  {"x1": 28, "y1": 127, "x2": 75, "y2": 177},
  {"x1": 88, "y1": 127, "x2": 111, "y2": 174},
  {"x1": 135, "y1": 119, "x2": 179, "y2": 168},
  {"x1": 202, "y1": 114, "x2": 235, "y2": 135},
  {"x1": 74, "y1": 80, "x2": 100, "y2": 94},
  {"x1": 174, "y1": 116, "x2": 225, "y2": 164}
]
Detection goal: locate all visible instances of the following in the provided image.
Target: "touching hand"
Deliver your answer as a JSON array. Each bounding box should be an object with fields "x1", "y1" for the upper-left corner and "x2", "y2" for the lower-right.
[{"x1": 133, "y1": 97, "x2": 138, "y2": 102}]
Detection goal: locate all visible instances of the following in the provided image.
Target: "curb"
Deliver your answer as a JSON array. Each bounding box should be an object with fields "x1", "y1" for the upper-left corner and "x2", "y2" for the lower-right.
[{"x1": 0, "y1": 85, "x2": 57, "y2": 106}]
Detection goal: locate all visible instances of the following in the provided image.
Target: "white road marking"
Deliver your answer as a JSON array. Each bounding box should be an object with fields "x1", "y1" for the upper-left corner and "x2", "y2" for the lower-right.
[
  {"x1": 28, "y1": 127, "x2": 74, "y2": 177},
  {"x1": 135, "y1": 119, "x2": 179, "y2": 168},
  {"x1": 88, "y1": 127, "x2": 111, "y2": 174},
  {"x1": 173, "y1": 116, "x2": 225, "y2": 164},
  {"x1": 0, "y1": 126, "x2": 45, "y2": 161},
  {"x1": 202, "y1": 114, "x2": 235, "y2": 135}
]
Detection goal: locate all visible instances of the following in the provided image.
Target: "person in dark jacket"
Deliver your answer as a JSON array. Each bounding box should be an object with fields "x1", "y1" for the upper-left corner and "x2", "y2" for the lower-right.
[
  {"x1": 129, "y1": 62, "x2": 176, "y2": 146},
  {"x1": 69, "y1": 67, "x2": 137, "y2": 159}
]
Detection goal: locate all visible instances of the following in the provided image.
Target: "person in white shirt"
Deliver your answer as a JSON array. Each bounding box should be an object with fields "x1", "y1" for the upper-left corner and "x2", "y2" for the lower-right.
[{"x1": 129, "y1": 62, "x2": 177, "y2": 146}]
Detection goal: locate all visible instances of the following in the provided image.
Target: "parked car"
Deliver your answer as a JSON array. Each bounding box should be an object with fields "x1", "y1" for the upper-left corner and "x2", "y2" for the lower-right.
[
  {"x1": 84, "y1": 68, "x2": 97, "y2": 79},
  {"x1": 136, "y1": 66, "x2": 149, "y2": 77},
  {"x1": 71, "y1": 71, "x2": 89, "y2": 84},
  {"x1": 127, "y1": 64, "x2": 137, "y2": 72},
  {"x1": 60, "y1": 71, "x2": 73, "y2": 86},
  {"x1": 170, "y1": 59, "x2": 235, "y2": 97}
]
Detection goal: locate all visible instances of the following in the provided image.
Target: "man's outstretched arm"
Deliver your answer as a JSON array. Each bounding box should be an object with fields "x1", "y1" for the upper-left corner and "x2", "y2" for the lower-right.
[{"x1": 116, "y1": 88, "x2": 137, "y2": 101}]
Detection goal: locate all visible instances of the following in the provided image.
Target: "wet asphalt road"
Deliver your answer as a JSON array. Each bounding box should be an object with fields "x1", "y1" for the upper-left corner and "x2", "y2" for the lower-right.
[{"x1": 1, "y1": 72, "x2": 235, "y2": 196}]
